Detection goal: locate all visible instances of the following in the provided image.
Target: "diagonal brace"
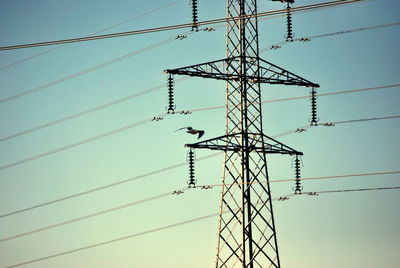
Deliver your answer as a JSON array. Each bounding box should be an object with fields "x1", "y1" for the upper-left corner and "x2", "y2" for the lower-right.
[
  {"x1": 185, "y1": 132, "x2": 303, "y2": 155},
  {"x1": 165, "y1": 56, "x2": 319, "y2": 88}
]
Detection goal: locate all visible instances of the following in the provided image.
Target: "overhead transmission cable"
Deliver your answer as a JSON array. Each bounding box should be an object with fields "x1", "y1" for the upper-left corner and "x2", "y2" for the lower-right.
[
  {"x1": 1, "y1": 125, "x2": 304, "y2": 219},
  {"x1": 0, "y1": 190, "x2": 184, "y2": 243},
  {"x1": 0, "y1": 11, "x2": 392, "y2": 106},
  {"x1": 0, "y1": 77, "x2": 191, "y2": 142},
  {"x1": 188, "y1": 83, "x2": 400, "y2": 112},
  {"x1": 3, "y1": 212, "x2": 220, "y2": 268},
  {"x1": 0, "y1": 80, "x2": 397, "y2": 142},
  {"x1": 0, "y1": 113, "x2": 168, "y2": 171},
  {"x1": 0, "y1": 33, "x2": 194, "y2": 105},
  {"x1": 302, "y1": 186, "x2": 400, "y2": 195},
  {"x1": 261, "y1": 21, "x2": 400, "y2": 53},
  {"x1": 329, "y1": 115, "x2": 400, "y2": 125},
  {"x1": 201, "y1": 171, "x2": 400, "y2": 188},
  {"x1": 0, "y1": 116, "x2": 399, "y2": 219},
  {"x1": 303, "y1": 21, "x2": 400, "y2": 40},
  {"x1": 0, "y1": 171, "x2": 398, "y2": 243},
  {"x1": 0, "y1": 110, "x2": 399, "y2": 172},
  {"x1": 0, "y1": 152, "x2": 220, "y2": 219},
  {"x1": 0, "y1": 0, "x2": 368, "y2": 51},
  {"x1": 0, "y1": 19, "x2": 396, "y2": 131},
  {"x1": 0, "y1": 0, "x2": 182, "y2": 71},
  {"x1": 4, "y1": 185, "x2": 399, "y2": 268},
  {"x1": 1, "y1": 125, "x2": 312, "y2": 219}
]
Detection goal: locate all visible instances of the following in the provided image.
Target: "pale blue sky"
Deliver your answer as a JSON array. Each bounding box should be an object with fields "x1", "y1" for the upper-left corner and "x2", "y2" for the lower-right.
[{"x1": 0, "y1": 0, "x2": 399, "y2": 267}]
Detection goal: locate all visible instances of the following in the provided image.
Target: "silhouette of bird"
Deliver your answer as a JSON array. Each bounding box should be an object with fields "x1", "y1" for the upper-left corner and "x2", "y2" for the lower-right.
[{"x1": 175, "y1": 126, "x2": 205, "y2": 139}]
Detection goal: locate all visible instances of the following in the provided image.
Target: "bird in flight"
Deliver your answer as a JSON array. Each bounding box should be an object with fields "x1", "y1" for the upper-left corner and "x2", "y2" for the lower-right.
[{"x1": 175, "y1": 126, "x2": 205, "y2": 139}]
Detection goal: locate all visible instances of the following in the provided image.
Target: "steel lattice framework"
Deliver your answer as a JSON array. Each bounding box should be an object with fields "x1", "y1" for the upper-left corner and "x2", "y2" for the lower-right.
[{"x1": 165, "y1": 1, "x2": 319, "y2": 267}]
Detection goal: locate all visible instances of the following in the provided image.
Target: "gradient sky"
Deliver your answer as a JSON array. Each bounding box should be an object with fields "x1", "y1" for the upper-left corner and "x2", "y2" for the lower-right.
[{"x1": 0, "y1": 0, "x2": 399, "y2": 267}]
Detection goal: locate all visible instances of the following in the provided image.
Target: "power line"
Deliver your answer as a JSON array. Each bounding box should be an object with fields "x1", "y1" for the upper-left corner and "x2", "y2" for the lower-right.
[
  {"x1": 0, "y1": 0, "x2": 367, "y2": 51},
  {"x1": 2, "y1": 119, "x2": 309, "y2": 218},
  {"x1": 304, "y1": 186, "x2": 400, "y2": 195},
  {"x1": 0, "y1": 190, "x2": 181, "y2": 243},
  {"x1": 0, "y1": 153, "x2": 220, "y2": 219},
  {"x1": 270, "y1": 115, "x2": 400, "y2": 138},
  {"x1": 4, "y1": 184, "x2": 398, "y2": 268},
  {"x1": 0, "y1": 0, "x2": 182, "y2": 71},
  {"x1": 0, "y1": 2, "x2": 383, "y2": 108},
  {"x1": 0, "y1": 33, "x2": 192, "y2": 105},
  {"x1": 0, "y1": 114, "x2": 168, "y2": 171},
  {"x1": 0, "y1": 122, "x2": 340, "y2": 220},
  {"x1": 3, "y1": 213, "x2": 218, "y2": 268},
  {"x1": 1, "y1": 170, "x2": 398, "y2": 243},
  {"x1": 277, "y1": 186, "x2": 400, "y2": 201},
  {"x1": 262, "y1": 83, "x2": 400, "y2": 104},
  {"x1": 260, "y1": 22, "x2": 400, "y2": 53},
  {"x1": 0, "y1": 77, "x2": 190, "y2": 142},
  {"x1": 0, "y1": 1, "x2": 373, "y2": 105},
  {"x1": 0, "y1": 109, "x2": 399, "y2": 173},
  {"x1": 4, "y1": 123, "x2": 315, "y2": 218},
  {"x1": 189, "y1": 83, "x2": 400, "y2": 112},
  {"x1": 0, "y1": 0, "x2": 395, "y2": 265},
  {"x1": 0, "y1": 19, "x2": 393, "y2": 113},
  {"x1": 202, "y1": 171, "x2": 400, "y2": 188},
  {"x1": 1, "y1": 82, "x2": 398, "y2": 143},
  {"x1": 304, "y1": 21, "x2": 400, "y2": 40},
  {"x1": 330, "y1": 115, "x2": 400, "y2": 125}
]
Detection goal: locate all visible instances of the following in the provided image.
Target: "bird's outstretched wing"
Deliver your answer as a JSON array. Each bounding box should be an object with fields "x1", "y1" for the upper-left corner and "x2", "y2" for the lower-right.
[
  {"x1": 197, "y1": 130, "x2": 205, "y2": 139},
  {"x1": 175, "y1": 126, "x2": 191, "y2": 132}
]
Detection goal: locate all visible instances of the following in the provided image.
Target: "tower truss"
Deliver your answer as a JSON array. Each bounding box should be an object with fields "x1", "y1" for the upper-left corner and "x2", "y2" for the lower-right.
[{"x1": 165, "y1": 0, "x2": 319, "y2": 267}]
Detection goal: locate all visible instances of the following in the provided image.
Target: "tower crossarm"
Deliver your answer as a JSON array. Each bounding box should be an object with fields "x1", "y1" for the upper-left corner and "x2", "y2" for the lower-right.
[
  {"x1": 164, "y1": 57, "x2": 234, "y2": 81},
  {"x1": 165, "y1": 56, "x2": 319, "y2": 88},
  {"x1": 257, "y1": 57, "x2": 319, "y2": 87},
  {"x1": 185, "y1": 132, "x2": 303, "y2": 155}
]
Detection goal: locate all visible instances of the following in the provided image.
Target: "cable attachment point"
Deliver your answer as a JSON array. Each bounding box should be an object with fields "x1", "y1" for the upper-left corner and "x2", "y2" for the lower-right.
[
  {"x1": 310, "y1": 87, "x2": 319, "y2": 126},
  {"x1": 172, "y1": 190, "x2": 184, "y2": 195},
  {"x1": 187, "y1": 148, "x2": 196, "y2": 188},
  {"x1": 285, "y1": 1, "x2": 294, "y2": 42},
  {"x1": 167, "y1": 74, "x2": 176, "y2": 114},
  {"x1": 293, "y1": 155, "x2": 303, "y2": 194},
  {"x1": 203, "y1": 27, "x2": 215, "y2": 32},
  {"x1": 295, "y1": 127, "x2": 307, "y2": 133},
  {"x1": 176, "y1": 35, "x2": 187, "y2": 40},
  {"x1": 270, "y1": 45, "x2": 282, "y2": 50},
  {"x1": 300, "y1": 37, "x2": 311, "y2": 42},
  {"x1": 190, "y1": 0, "x2": 199, "y2": 31},
  {"x1": 278, "y1": 196, "x2": 289, "y2": 201}
]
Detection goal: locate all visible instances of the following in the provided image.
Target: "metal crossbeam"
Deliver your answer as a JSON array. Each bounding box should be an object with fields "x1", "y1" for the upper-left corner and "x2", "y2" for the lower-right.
[
  {"x1": 185, "y1": 132, "x2": 303, "y2": 155},
  {"x1": 164, "y1": 56, "x2": 319, "y2": 88}
]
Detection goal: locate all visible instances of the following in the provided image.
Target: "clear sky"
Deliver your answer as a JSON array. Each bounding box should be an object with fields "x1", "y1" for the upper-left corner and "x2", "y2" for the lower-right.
[{"x1": 0, "y1": 0, "x2": 399, "y2": 267}]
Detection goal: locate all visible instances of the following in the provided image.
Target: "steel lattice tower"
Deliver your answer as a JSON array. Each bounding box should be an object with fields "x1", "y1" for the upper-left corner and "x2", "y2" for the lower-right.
[{"x1": 165, "y1": 1, "x2": 319, "y2": 267}]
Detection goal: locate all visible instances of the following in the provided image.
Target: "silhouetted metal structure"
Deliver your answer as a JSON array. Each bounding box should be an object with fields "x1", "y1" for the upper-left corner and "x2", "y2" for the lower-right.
[
  {"x1": 167, "y1": 74, "x2": 175, "y2": 113},
  {"x1": 285, "y1": 1, "x2": 294, "y2": 41},
  {"x1": 310, "y1": 87, "x2": 319, "y2": 126},
  {"x1": 294, "y1": 155, "x2": 302, "y2": 194},
  {"x1": 165, "y1": 0, "x2": 319, "y2": 267},
  {"x1": 272, "y1": 0, "x2": 295, "y2": 41},
  {"x1": 190, "y1": 0, "x2": 199, "y2": 31},
  {"x1": 187, "y1": 148, "x2": 196, "y2": 188}
]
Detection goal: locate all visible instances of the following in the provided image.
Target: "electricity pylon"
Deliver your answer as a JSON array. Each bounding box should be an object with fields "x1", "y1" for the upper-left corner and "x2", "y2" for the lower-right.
[{"x1": 165, "y1": 0, "x2": 319, "y2": 267}]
